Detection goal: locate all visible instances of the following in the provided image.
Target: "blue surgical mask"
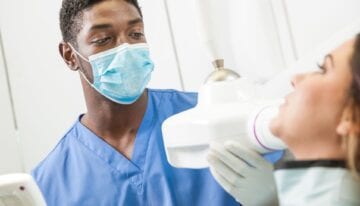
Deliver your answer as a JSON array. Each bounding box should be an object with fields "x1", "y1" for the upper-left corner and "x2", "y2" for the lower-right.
[{"x1": 70, "y1": 43, "x2": 154, "y2": 104}]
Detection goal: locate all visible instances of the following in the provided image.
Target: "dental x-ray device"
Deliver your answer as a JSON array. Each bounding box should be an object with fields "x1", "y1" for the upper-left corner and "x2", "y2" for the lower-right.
[
  {"x1": 162, "y1": 0, "x2": 286, "y2": 169},
  {"x1": 162, "y1": 0, "x2": 360, "y2": 169}
]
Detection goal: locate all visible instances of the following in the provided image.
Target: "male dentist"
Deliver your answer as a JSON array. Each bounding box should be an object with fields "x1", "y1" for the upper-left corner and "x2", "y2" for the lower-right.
[{"x1": 32, "y1": 0, "x2": 283, "y2": 205}]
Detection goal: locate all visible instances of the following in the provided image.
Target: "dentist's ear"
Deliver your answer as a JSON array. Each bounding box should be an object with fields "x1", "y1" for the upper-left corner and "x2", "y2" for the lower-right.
[{"x1": 59, "y1": 41, "x2": 79, "y2": 71}]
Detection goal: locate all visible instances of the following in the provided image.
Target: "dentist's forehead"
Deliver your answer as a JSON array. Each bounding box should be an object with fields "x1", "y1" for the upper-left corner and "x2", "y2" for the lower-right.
[
  {"x1": 80, "y1": 0, "x2": 142, "y2": 32},
  {"x1": 82, "y1": 0, "x2": 140, "y2": 19}
]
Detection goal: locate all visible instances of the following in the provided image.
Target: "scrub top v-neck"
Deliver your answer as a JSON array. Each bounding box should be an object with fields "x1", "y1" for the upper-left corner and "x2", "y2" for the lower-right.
[{"x1": 32, "y1": 89, "x2": 283, "y2": 206}]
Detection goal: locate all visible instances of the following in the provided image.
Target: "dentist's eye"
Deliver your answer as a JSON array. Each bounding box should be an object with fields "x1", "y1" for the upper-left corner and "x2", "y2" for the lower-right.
[
  {"x1": 129, "y1": 32, "x2": 144, "y2": 40},
  {"x1": 91, "y1": 37, "x2": 112, "y2": 45}
]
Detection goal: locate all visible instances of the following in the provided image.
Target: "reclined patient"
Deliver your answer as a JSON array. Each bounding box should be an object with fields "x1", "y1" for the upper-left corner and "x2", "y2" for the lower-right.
[{"x1": 208, "y1": 33, "x2": 360, "y2": 205}]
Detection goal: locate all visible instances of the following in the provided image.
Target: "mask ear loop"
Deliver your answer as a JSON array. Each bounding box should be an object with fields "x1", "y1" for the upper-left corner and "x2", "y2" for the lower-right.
[
  {"x1": 67, "y1": 43, "x2": 108, "y2": 98},
  {"x1": 67, "y1": 43, "x2": 94, "y2": 86},
  {"x1": 78, "y1": 70, "x2": 94, "y2": 87},
  {"x1": 68, "y1": 43, "x2": 89, "y2": 63}
]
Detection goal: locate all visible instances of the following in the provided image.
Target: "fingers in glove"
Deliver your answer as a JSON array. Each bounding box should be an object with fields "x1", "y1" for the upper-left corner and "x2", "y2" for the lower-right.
[
  {"x1": 207, "y1": 151, "x2": 246, "y2": 187},
  {"x1": 209, "y1": 143, "x2": 253, "y2": 177},
  {"x1": 224, "y1": 140, "x2": 273, "y2": 171},
  {"x1": 208, "y1": 164, "x2": 240, "y2": 198}
]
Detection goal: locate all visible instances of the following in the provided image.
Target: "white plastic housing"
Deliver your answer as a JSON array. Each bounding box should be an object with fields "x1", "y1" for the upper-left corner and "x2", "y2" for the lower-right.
[
  {"x1": 162, "y1": 79, "x2": 286, "y2": 169},
  {"x1": 0, "y1": 173, "x2": 46, "y2": 206}
]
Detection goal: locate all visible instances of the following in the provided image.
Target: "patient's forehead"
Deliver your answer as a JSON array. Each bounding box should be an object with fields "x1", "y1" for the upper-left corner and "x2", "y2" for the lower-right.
[{"x1": 330, "y1": 38, "x2": 356, "y2": 66}]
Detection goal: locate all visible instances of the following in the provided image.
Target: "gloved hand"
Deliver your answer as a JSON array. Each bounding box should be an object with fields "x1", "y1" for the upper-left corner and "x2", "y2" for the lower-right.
[{"x1": 207, "y1": 140, "x2": 278, "y2": 206}]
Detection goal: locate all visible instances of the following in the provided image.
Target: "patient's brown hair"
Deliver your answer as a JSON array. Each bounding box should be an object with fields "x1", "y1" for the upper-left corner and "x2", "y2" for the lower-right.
[{"x1": 343, "y1": 33, "x2": 360, "y2": 176}]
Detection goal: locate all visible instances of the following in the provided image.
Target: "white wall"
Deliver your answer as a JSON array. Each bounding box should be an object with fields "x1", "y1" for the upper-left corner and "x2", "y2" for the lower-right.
[
  {"x1": 284, "y1": 0, "x2": 360, "y2": 60},
  {"x1": 0, "y1": 0, "x2": 85, "y2": 173},
  {"x1": 0, "y1": 31, "x2": 23, "y2": 174},
  {"x1": 0, "y1": 0, "x2": 360, "y2": 174},
  {"x1": 139, "y1": 0, "x2": 184, "y2": 90}
]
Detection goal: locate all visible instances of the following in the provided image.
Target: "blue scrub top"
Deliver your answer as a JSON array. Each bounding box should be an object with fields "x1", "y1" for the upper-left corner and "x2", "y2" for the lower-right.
[{"x1": 32, "y1": 89, "x2": 283, "y2": 206}]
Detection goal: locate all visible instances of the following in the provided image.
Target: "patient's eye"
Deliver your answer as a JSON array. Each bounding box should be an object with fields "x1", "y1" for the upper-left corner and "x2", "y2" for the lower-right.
[
  {"x1": 315, "y1": 56, "x2": 327, "y2": 74},
  {"x1": 317, "y1": 63, "x2": 326, "y2": 74}
]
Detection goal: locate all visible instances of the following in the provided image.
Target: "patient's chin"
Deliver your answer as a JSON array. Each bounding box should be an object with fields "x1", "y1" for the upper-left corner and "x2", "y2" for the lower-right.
[{"x1": 269, "y1": 118, "x2": 282, "y2": 138}]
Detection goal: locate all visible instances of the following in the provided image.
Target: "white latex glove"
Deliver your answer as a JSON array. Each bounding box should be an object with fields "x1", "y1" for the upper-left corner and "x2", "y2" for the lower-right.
[{"x1": 207, "y1": 140, "x2": 278, "y2": 206}]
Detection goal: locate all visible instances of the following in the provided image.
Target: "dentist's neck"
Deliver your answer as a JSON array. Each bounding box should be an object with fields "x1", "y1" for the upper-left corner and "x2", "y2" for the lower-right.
[{"x1": 80, "y1": 76, "x2": 148, "y2": 139}]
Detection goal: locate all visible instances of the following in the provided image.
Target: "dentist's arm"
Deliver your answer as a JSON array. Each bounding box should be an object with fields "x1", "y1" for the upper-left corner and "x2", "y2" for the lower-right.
[{"x1": 208, "y1": 141, "x2": 278, "y2": 206}]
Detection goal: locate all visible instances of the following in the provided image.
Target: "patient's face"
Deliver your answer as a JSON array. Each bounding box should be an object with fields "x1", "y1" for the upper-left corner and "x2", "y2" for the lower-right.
[{"x1": 270, "y1": 39, "x2": 355, "y2": 159}]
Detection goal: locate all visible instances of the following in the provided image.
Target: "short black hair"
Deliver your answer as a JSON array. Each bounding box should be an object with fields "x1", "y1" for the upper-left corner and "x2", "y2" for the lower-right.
[{"x1": 59, "y1": 0, "x2": 142, "y2": 44}]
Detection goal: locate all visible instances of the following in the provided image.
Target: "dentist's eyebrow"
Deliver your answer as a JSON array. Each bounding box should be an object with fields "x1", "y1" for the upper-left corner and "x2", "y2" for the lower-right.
[
  {"x1": 89, "y1": 23, "x2": 112, "y2": 31},
  {"x1": 127, "y1": 18, "x2": 143, "y2": 26},
  {"x1": 88, "y1": 18, "x2": 143, "y2": 32}
]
